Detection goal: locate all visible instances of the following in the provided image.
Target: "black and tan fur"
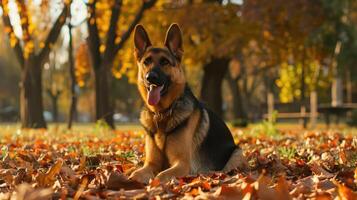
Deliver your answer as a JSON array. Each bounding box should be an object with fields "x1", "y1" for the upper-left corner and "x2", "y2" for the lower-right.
[{"x1": 129, "y1": 24, "x2": 247, "y2": 183}]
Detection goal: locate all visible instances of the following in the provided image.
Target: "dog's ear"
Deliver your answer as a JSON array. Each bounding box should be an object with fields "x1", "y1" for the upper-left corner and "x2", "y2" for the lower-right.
[
  {"x1": 164, "y1": 23, "x2": 183, "y2": 60},
  {"x1": 134, "y1": 24, "x2": 152, "y2": 59}
]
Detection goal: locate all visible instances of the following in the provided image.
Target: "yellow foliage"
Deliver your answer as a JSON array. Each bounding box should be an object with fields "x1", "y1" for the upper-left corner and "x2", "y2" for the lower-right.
[
  {"x1": 75, "y1": 43, "x2": 91, "y2": 87},
  {"x1": 9, "y1": 33, "x2": 18, "y2": 47},
  {"x1": 24, "y1": 41, "x2": 34, "y2": 59},
  {"x1": 113, "y1": 2, "x2": 254, "y2": 85}
]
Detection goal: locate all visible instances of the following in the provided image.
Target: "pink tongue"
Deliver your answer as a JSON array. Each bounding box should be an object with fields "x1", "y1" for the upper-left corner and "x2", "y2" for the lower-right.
[{"x1": 147, "y1": 85, "x2": 163, "y2": 105}]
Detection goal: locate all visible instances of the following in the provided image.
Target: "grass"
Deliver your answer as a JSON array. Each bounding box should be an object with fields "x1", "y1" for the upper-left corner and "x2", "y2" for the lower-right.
[
  {"x1": 277, "y1": 146, "x2": 297, "y2": 160},
  {"x1": 0, "y1": 121, "x2": 357, "y2": 141}
]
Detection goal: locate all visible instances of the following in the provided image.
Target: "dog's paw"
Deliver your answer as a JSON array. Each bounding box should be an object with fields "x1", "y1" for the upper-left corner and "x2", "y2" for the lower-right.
[
  {"x1": 155, "y1": 172, "x2": 172, "y2": 183},
  {"x1": 129, "y1": 167, "x2": 155, "y2": 184}
]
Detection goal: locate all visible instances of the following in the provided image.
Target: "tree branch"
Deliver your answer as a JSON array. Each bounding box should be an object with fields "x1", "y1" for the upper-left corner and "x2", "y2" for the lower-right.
[
  {"x1": 38, "y1": 4, "x2": 69, "y2": 64},
  {"x1": 86, "y1": 0, "x2": 101, "y2": 70},
  {"x1": 103, "y1": 0, "x2": 122, "y2": 62},
  {"x1": 15, "y1": 0, "x2": 32, "y2": 43},
  {"x1": 111, "y1": 0, "x2": 157, "y2": 61},
  {"x1": 0, "y1": 0, "x2": 24, "y2": 68}
]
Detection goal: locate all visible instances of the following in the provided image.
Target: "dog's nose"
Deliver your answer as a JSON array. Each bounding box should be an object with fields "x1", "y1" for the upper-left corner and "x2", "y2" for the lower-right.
[{"x1": 146, "y1": 71, "x2": 160, "y2": 84}]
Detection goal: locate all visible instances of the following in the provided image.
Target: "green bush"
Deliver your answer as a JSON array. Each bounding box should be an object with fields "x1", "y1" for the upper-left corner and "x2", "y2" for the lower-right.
[{"x1": 250, "y1": 111, "x2": 281, "y2": 139}]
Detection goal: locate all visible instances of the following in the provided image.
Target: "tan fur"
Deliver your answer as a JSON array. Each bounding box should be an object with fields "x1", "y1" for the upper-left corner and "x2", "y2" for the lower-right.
[
  {"x1": 130, "y1": 109, "x2": 201, "y2": 183},
  {"x1": 128, "y1": 135, "x2": 163, "y2": 183}
]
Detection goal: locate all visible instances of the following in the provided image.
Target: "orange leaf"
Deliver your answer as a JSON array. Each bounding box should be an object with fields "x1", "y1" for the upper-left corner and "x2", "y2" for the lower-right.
[
  {"x1": 337, "y1": 183, "x2": 357, "y2": 200},
  {"x1": 201, "y1": 181, "x2": 211, "y2": 191},
  {"x1": 218, "y1": 185, "x2": 244, "y2": 200},
  {"x1": 150, "y1": 178, "x2": 161, "y2": 187}
]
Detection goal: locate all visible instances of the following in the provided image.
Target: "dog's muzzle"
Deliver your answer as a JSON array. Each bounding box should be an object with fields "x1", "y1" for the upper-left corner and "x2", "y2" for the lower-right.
[{"x1": 145, "y1": 68, "x2": 169, "y2": 106}]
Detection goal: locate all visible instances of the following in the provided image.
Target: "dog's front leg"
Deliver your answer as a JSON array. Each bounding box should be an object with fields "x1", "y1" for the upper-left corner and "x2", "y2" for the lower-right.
[
  {"x1": 156, "y1": 160, "x2": 190, "y2": 183},
  {"x1": 129, "y1": 135, "x2": 163, "y2": 184},
  {"x1": 156, "y1": 110, "x2": 200, "y2": 182},
  {"x1": 155, "y1": 128, "x2": 194, "y2": 182}
]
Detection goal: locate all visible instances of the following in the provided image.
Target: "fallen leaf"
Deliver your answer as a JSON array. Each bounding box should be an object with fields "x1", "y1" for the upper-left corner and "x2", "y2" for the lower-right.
[
  {"x1": 73, "y1": 175, "x2": 89, "y2": 200},
  {"x1": 274, "y1": 176, "x2": 292, "y2": 200},
  {"x1": 149, "y1": 178, "x2": 160, "y2": 187},
  {"x1": 309, "y1": 162, "x2": 334, "y2": 179},
  {"x1": 36, "y1": 159, "x2": 64, "y2": 187},
  {"x1": 337, "y1": 182, "x2": 357, "y2": 200},
  {"x1": 10, "y1": 183, "x2": 53, "y2": 200},
  {"x1": 106, "y1": 171, "x2": 144, "y2": 190},
  {"x1": 217, "y1": 184, "x2": 244, "y2": 200}
]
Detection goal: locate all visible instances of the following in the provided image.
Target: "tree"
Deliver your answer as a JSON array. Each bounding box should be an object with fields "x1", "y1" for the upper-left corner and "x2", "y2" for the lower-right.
[
  {"x1": 85, "y1": 0, "x2": 157, "y2": 128},
  {"x1": 112, "y1": 1, "x2": 259, "y2": 118},
  {"x1": 0, "y1": 0, "x2": 70, "y2": 128}
]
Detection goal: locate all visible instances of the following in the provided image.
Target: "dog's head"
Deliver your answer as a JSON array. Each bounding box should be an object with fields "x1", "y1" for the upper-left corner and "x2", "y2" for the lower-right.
[{"x1": 134, "y1": 24, "x2": 186, "y2": 112}]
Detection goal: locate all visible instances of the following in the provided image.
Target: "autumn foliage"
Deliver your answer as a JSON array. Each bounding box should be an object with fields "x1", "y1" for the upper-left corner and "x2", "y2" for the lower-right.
[{"x1": 0, "y1": 127, "x2": 356, "y2": 199}]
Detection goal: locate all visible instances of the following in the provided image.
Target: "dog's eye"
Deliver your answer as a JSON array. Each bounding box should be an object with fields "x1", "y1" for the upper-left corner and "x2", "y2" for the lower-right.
[
  {"x1": 143, "y1": 57, "x2": 152, "y2": 65},
  {"x1": 160, "y1": 58, "x2": 170, "y2": 66}
]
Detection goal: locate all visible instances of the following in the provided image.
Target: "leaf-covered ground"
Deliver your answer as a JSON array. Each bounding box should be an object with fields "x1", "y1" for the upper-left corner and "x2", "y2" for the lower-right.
[{"x1": 0, "y1": 125, "x2": 356, "y2": 200}]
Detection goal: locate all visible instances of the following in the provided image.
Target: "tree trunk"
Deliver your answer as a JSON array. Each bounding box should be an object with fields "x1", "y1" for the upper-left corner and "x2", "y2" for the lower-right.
[
  {"x1": 50, "y1": 93, "x2": 59, "y2": 122},
  {"x1": 20, "y1": 60, "x2": 46, "y2": 128},
  {"x1": 94, "y1": 65, "x2": 114, "y2": 128},
  {"x1": 47, "y1": 90, "x2": 61, "y2": 122},
  {"x1": 200, "y1": 57, "x2": 230, "y2": 117},
  {"x1": 226, "y1": 75, "x2": 247, "y2": 120},
  {"x1": 67, "y1": 22, "x2": 77, "y2": 129}
]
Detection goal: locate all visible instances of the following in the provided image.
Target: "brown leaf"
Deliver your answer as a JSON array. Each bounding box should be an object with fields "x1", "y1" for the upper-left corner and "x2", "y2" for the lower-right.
[
  {"x1": 274, "y1": 176, "x2": 292, "y2": 200},
  {"x1": 290, "y1": 176, "x2": 314, "y2": 197},
  {"x1": 256, "y1": 175, "x2": 276, "y2": 200},
  {"x1": 36, "y1": 159, "x2": 64, "y2": 187},
  {"x1": 78, "y1": 156, "x2": 86, "y2": 171},
  {"x1": 0, "y1": 169, "x2": 14, "y2": 186},
  {"x1": 105, "y1": 189, "x2": 147, "y2": 199},
  {"x1": 315, "y1": 192, "x2": 333, "y2": 200},
  {"x1": 106, "y1": 171, "x2": 145, "y2": 190},
  {"x1": 86, "y1": 156, "x2": 101, "y2": 169},
  {"x1": 217, "y1": 184, "x2": 244, "y2": 200},
  {"x1": 339, "y1": 151, "x2": 347, "y2": 164},
  {"x1": 10, "y1": 183, "x2": 53, "y2": 200},
  {"x1": 60, "y1": 165, "x2": 79, "y2": 188},
  {"x1": 73, "y1": 175, "x2": 89, "y2": 200},
  {"x1": 317, "y1": 179, "x2": 336, "y2": 191},
  {"x1": 309, "y1": 162, "x2": 334, "y2": 179},
  {"x1": 14, "y1": 168, "x2": 32, "y2": 185}
]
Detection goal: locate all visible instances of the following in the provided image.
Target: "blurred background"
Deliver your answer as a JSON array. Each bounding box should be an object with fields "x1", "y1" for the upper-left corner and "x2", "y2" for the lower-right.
[{"x1": 0, "y1": 0, "x2": 356, "y2": 129}]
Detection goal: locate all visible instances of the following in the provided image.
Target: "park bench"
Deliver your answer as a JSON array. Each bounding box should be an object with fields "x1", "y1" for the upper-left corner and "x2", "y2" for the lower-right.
[
  {"x1": 318, "y1": 103, "x2": 357, "y2": 125},
  {"x1": 262, "y1": 112, "x2": 310, "y2": 120}
]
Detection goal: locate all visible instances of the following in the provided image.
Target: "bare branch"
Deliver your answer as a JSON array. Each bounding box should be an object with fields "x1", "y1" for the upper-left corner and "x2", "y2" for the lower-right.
[
  {"x1": 0, "y1": 0, "x2": 24, "y2": 68},
  {"x1": 103, "y1": 0, "x2": 122, "y2": 61},
  {"x1": 38, "y1": 4, "x2": 69, "y2": 65},
  {"x1": 111, "y1": 0, "x2": 157, "y2": 62}
]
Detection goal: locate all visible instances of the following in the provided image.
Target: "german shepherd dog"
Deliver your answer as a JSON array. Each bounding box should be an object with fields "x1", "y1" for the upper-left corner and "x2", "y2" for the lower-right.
[{"x1": 129, "y1": 24, "x2": 247, "y2": 183}]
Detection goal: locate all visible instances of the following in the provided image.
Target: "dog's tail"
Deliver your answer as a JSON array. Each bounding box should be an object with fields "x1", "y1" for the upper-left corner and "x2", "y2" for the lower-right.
[{"x1": 222, "y1": 147, "x2": 248, "y2": 172}]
